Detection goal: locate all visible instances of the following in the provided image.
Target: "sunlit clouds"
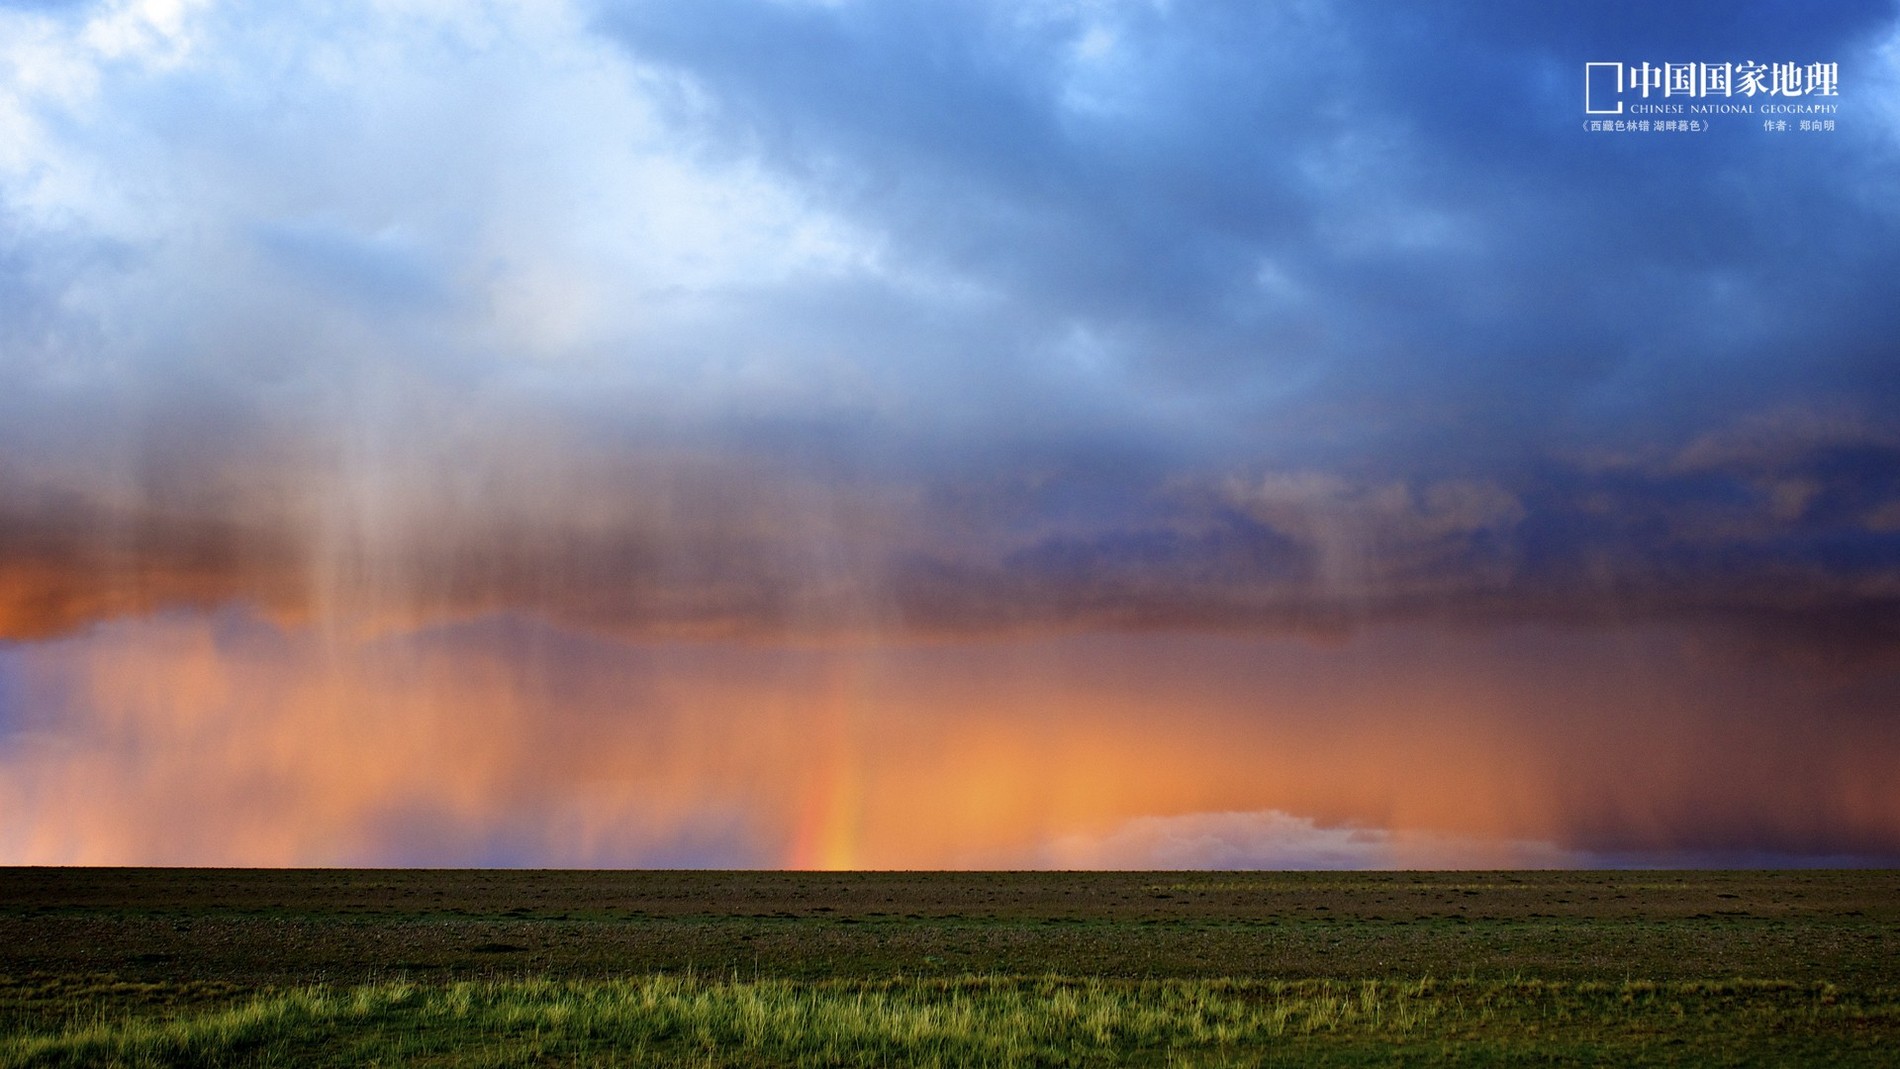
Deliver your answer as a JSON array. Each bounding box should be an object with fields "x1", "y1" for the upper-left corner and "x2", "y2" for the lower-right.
[{"x1": 3, "y1": 613, "x2": 1894, "y2": 867}]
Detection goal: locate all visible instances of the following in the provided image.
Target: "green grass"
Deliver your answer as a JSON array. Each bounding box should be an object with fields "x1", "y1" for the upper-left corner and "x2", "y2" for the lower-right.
[{"x1": 3, "y1": 974, "x2": 1896, "y2": 1067}]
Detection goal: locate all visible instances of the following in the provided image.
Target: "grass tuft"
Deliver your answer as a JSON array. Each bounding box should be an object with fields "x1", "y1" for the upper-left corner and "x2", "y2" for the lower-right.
[{"x1": 3, "y1": 974, "x2": 1896, "y2": 1067}]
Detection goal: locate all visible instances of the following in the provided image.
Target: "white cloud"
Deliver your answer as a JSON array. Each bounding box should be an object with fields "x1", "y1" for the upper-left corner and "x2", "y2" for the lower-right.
[
  {"x1": 2, "y1": 0, "x2": 886, "y2": 397},
  {"x1": 81, "y1": 0, "x2": 212, "y2": 66},
  {"x1": 1040, "y1": 809, "x2": 1588, "y2": 870}
]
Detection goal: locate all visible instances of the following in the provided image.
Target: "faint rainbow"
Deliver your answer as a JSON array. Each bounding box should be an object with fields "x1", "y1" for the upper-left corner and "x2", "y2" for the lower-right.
[{"x1": 785, "y1": 654, "x2": 871, "y2": 869}]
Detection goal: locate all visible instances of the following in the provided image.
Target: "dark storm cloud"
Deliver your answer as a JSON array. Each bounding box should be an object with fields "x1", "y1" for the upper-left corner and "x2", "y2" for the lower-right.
[
  {"x1": 5, "y1": 413, "x2": 1893, "y2": 668},
  {"x1": 0, "y1": 0, "x2": 1895, "y2": 659},
  {"x1": 864, "y1": 419, "x2": 1900, "y2": 664},
  {"x1": 577, "y1": 0, "x2": 1900, "y2": 648},
  {"x1": 593, "y1": 0, "x2": 1900, "y2": 466}
]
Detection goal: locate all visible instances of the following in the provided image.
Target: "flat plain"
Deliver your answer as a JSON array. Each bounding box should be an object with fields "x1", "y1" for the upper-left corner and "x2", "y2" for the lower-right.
[{"x1": 2, "y1": 868, "x2": 1896, "y2": 1065}]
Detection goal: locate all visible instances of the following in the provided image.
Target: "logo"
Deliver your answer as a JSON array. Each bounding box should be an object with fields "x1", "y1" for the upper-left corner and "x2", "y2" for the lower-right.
[{"x1": 1584, "y1": 61, "x2": 1839, "y2": 115}]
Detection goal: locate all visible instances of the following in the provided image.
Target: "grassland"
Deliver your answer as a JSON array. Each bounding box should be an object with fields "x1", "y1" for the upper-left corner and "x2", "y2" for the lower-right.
[{"x1": 2, "y1": 869, "x2": 1896, "y2": 1065}]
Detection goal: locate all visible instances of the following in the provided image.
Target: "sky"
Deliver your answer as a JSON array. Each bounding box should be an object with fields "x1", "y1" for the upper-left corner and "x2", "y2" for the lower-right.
[{"x1": 1, "y1": 0, "x2": 1897, "y2": 868}]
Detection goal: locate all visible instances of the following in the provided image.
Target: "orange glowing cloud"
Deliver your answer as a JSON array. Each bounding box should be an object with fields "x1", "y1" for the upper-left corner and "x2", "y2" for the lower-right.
[{"x1": 3, "y1": 612, "x2": 1894, "y2": 867}]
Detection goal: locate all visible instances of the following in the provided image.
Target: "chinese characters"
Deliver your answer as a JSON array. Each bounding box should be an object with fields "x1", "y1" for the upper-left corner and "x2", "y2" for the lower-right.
[{"x1": 1586, "y1": 60, "x2": 1840, "y2": 116}]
